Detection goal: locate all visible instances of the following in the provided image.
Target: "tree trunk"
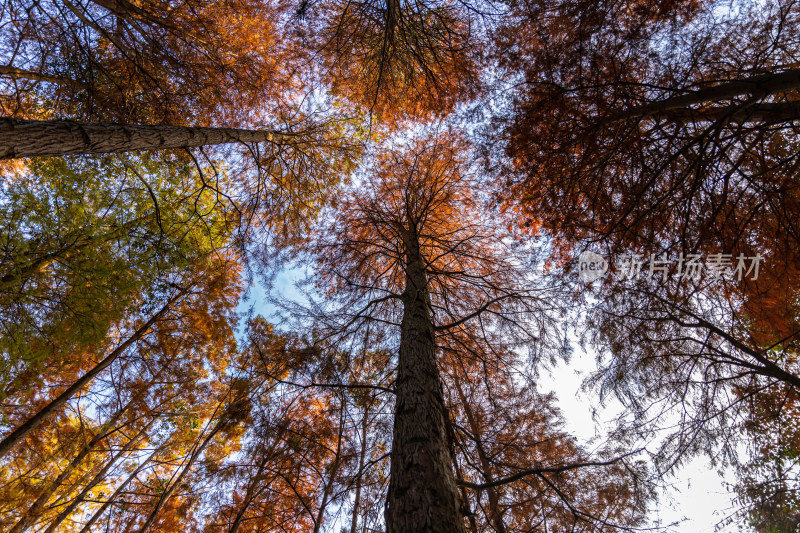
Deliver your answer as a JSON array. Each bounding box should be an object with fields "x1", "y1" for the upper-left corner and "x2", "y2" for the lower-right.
[
  {"x1": 139, "y1": 417, "x2": 226, "y2": 533},
  {"x1": 612, "y1": 68, "x2": 800, "y2": 122},
  {"x1": 454, "y1": 460, "x2": 479, "y2": 533},
  {"x1": 453, "y1": 377, "x2": 506, "y2": 533},
  {"x1": 0, "y1": 118, "x2": 287, "y2": 159},
  {"x1": 0, "y1": 65, "x2": 75, "y2": 84},
  {"x1": 385, "y1": 229, "x2": 466, "y2": 533},
  {"x1": 0, "y1": 213, "x2": 151, "y2": 291},
  {"x1": 313, "y1": 400, "x2": 346, "y2": 533},
  {"x1": 42, "y1": 419, "x2": 154, "y2": 533},
  {"x1": 8, "y1": 415, "x2": 129, "y2": 533},
  {"x1": 0, "y1": 289, "x2": 185, "y2": 460},
  {"x1": 78, "y1": 440, "x2": 165, "y2": 533},
  {"x1": 350, "y1": 401, "x2": 370, "y2": 533},
  {"x1": 228, "y1": 448, "x2": 279, "y2": 533}
]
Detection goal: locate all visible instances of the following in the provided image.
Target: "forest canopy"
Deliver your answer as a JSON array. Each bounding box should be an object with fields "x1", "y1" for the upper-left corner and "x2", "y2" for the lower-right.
[{"x1": 1, "y1": 0, "x2": 799, "y2": 531}]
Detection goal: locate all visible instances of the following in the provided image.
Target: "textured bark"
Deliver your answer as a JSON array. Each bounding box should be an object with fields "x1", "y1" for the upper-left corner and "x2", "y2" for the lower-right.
[
  {"x1": 0, "y1": 118, "x2": 287, "y2": 159},
  {"x1": 385, "y1": 229, "x2": 466, "y2": 533}
]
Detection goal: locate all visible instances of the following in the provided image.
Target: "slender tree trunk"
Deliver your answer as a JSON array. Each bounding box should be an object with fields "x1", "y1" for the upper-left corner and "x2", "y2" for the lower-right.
[
  {"x1": 10, "y1": 388, "x2": 162, "y2": 533},
  {"x1": 350, "y1": 402, "x2": 370, "y2": 533},
  {"x1": 78, "y1": 439, "x2": 166, "y2": 533},
  {"x1": 88, "y1": 0, "x2": 173, "y2": 26},
  {"x1": 0, "y1": 118, "x2": 288, "y2": 159},
  {"x1": 43, "y1": 419, "x2": 156, "y2": 533},
  {"x1": 313, "y1": 398, "x2": 347, "y2": 533},
  {"x1": 9, "y1": 418, "x2": 125, "y2": 533},
  {"x1": 453, "y1": 377, "x2": 506, "y2": 533},
  {"x1": 454, "y1": 460, "x2": 479, "y2": 533},
  {"x1": 228, "y1": 447, "x2": 279, "y2": 533},
  {"x1": 385, "y1": 229, "x2": 466, "y2": 533},
  {"x1": 0, "y1": 289, "x2": 185, "y2": 459},
  {"x1": 139, "y1": 417, "x2": 226, "y2": 533},
  {"x1": 0, "y1": 213, "x2": 151, "y2": 291}
]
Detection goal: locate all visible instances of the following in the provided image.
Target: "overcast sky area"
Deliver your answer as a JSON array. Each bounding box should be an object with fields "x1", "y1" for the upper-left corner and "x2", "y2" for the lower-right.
[{"x1": 547, "y1": 354, "x2": 739, "y2": 532}]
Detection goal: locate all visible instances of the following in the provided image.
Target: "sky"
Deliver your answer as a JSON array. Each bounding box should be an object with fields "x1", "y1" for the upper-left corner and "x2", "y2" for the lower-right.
[
  {"x1": 245, "y1": 263, "x2": 748, "y2": 532},
  {"x1": 546, "y1": 352, "x2": 742, "y2": 533}
]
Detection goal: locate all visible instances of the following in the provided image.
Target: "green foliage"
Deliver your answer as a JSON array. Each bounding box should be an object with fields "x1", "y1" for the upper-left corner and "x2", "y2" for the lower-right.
[{"x1": 0, "y1": 152, "x2": 235, "y2": 404}]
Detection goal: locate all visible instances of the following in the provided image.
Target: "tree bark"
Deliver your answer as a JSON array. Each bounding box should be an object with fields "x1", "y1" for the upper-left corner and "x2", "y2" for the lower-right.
[
  {"x1": 612, "y1": 68, "x2": 800, "y2": 122},
  {"x1": 385, "y1": 228, "x2": 466, "y2": 533},
  {"x1": 0, "y1": 118, "x2": 288, "y2": 159}
]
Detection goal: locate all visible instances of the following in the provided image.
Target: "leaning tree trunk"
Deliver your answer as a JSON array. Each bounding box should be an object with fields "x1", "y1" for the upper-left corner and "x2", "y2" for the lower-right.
[
  {"x1": 0, "y1": 118, "x2": 288, "y2": 159},
  {"x1": 385, "y1": 229, "x2": 466, "y2": 533},
  {"x1": 42, "y1": 419, "x2": 154, "y2": 533},
  {"x1": 0, "y1": 288, "x2": 186, "y2": 460},
  {"x1": 78, "y1": 439, "x2": 167, "y2": 533}
]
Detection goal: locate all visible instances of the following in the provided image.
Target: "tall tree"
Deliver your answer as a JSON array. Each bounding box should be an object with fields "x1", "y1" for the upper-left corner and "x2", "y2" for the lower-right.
[
  {"x1": 490, "y1": 0, "x2": 800, "y2": 524},
  {"x1": 292, "y1": 130, "x2": 643, "y2": 531}
]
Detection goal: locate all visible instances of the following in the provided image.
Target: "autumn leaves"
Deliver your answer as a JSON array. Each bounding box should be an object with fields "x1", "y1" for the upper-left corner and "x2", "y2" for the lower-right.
[{"x1": 2, "y1": 0, "x2": 800, "y2": 531}]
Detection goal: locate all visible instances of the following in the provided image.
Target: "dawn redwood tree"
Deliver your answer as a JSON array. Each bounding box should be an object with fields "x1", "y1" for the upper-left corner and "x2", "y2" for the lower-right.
[
  {"x1": 441, "y1": 332, "x2": 648, "y2": 531},
  {"x1": 0, "y1": 0, "x2": 294, "y2": 124},
  {"x1": 297, "y1": 0, "x2": 485, "y2": 125},
  {"x1": 491, "y1": 0, "x2": 800, "y2": 524},
  {"x1": 284, "y1": 130, "x2": 643, "y2": 532},
  {"x1": 493, "y1": 0, "x2": 800, "y2": 334},
  {"x1": 0, "y1": 249, "x2": 242, "y2": 531},
  {"x1": 0, "y1": 149, "x2": 253, "y2": 460}
]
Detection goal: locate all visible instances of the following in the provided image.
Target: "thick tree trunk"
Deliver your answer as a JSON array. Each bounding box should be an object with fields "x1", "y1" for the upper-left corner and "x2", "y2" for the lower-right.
[
  {"x1": 385, "y1": 229, "x2": 466, "y2": 533},
  {"x1": 0, "y1": 118, "x2": 287, "y2": 159},
  {"x1": 613, "y1": 68, "x2": 800, "y2": 122}
]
